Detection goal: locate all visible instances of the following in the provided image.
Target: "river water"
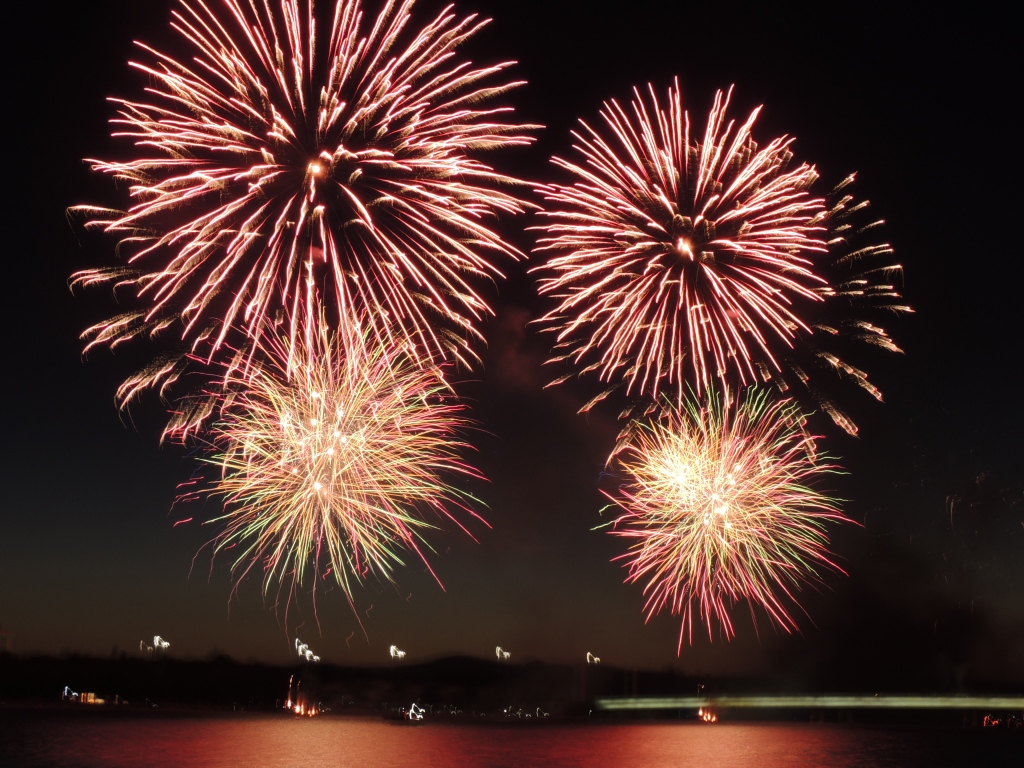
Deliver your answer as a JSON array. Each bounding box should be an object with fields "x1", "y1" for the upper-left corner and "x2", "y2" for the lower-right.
[{"x1": 1, "y1": 712, "x2": 1020, "y2": 767}]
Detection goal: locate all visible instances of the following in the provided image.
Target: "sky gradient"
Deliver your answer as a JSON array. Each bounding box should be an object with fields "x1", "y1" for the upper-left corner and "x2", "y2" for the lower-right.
[{"x1": 2, "y1": 0, "x2": 1021, "y2": 687}]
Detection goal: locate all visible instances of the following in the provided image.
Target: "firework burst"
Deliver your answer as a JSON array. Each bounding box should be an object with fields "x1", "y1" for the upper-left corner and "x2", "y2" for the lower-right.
[
  {"x1": 605, "y1": 388, "x2": 847, "y2": 650},
  {"x1": 73, "y1": 0, "x2": 536, "y2": 434},
  {"x1": 184, "y1": 312, "x2": 485, "y2": 609},
  {"x1": 533, "y1": 81, "x2": 906, "y2": 431}
]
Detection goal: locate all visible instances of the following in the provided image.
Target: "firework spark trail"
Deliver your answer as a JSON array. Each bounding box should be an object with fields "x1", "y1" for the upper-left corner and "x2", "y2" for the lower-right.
[
  {"x1": 605, "y1": 388, "x2": 847, "y2": 651},
  {"x1": 783, "y1": 174, "x2": 911, "y2": 435},
  {"x1": 533, "y1": 81, "x2": 906, "y2": 431},
  {"x1": 72, "y1": 0, "x2": 536, "y2": 438},
  {"x1": 295, "y1": 637, "x2": 321, "y2": 662},
  {"x1": 183, "y1": 310, "x2": 486, "y2": 612}
]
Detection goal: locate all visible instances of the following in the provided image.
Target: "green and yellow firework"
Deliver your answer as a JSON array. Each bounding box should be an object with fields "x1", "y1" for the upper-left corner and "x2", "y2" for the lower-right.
[
  {"x1": 192, "y1": 315, "x2": 484, "y2": 608},
  {"x1": 606, "y1": 388, "x2": 847, "y2": 650}
]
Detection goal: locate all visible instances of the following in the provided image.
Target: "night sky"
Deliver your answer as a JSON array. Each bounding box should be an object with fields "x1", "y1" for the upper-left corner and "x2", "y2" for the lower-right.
[{"x1": 3, "y1": 0, "x2": 1021, "y2": 687}]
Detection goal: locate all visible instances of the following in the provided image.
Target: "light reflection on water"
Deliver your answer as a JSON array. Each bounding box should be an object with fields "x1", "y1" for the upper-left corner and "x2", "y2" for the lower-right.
[{"x1": 3, "y1": 714, "x2": 1021, "y2": 768}]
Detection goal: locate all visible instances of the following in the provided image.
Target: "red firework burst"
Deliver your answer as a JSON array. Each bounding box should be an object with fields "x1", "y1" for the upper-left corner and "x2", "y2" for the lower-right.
[
  {"x1": 72, "y1": 0, "x2": 536, "y2": 436},
  {"x1": 533, "y1": 81, "x2": 907, "y2": 431}
]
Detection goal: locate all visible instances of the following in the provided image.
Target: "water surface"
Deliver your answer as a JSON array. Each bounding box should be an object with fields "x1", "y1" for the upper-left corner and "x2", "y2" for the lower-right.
[{"x1": 2, "y1": 712, "x2": 1020, "y2": 767}]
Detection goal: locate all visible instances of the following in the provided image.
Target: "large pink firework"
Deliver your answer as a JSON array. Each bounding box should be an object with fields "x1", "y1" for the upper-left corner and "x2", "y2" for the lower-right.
[
  {"x1": 605, "y1": 388, "x2": 847, "y2": 650},
  {"x1": 533, "y1": 81, "x2": 906, "y2": 431},
  {"x1": 72, "y1": 0, "x2": 536, "y2": 435}
]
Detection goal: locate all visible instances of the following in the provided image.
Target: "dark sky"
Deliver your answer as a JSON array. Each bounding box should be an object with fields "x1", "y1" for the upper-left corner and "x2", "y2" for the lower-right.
[{"x1": 3, "y1": 0, "x2": 1021, "y2": 688}]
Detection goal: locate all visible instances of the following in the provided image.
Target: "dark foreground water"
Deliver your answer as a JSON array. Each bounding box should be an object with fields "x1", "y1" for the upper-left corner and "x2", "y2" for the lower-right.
[{"x1": 1, "y1": 712, "x2": 1021, "y2": 768}]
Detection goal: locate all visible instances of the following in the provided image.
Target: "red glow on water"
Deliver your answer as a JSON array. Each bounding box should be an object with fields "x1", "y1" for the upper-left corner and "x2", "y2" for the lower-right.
[{"x1": 6, "y1": 716, "x2": 1020, "y2": 768}]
